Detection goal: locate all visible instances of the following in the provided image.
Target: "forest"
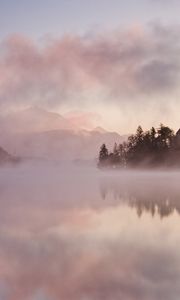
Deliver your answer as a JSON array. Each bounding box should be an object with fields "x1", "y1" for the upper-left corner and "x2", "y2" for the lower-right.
[{"x1": 98, "y1": 124, "x2": 180, "y2": 168}]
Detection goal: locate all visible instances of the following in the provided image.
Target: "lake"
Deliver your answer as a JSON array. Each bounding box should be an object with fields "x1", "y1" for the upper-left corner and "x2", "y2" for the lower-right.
[{"x1": 0, "y1": 162, "x2": 180, "y2": 300}]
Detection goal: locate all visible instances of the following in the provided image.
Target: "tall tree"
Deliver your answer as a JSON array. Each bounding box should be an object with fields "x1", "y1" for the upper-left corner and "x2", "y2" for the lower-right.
[
  {"x1": 99, "y1": 144, "x2": 109, "y2": 165},
  {"x1": 157, "y1": 124, "x2": 174, "y2": 149},
  {"x1": 136, "y1": 126, "x2": 144, "y2": 142}
]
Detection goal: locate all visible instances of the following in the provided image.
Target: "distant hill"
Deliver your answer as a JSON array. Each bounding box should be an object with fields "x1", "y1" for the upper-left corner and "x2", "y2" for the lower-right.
[
  {"x1": 93, "y1": 126, "x2": 107, "y2": 134},
  {"x1": 0, "y1": 107, "x2": 126, "y2": 161},
  {"x1": 0, "y1": 128, "x2": 125, "y2": 161},
  {"x1": 0, "y1": 146, "x2": 18, "y2": 165},
  {"x1": 0, "y1": 107, "x2": 75, "y2": 133}
]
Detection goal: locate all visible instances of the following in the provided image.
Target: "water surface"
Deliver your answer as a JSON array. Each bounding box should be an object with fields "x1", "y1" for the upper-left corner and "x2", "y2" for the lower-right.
[{"x1": 0, "y1": 163, "x2": 180, "y2": 300}]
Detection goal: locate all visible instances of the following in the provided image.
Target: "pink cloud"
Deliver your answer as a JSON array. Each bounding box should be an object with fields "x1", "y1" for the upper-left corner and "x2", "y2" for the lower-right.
[
  {"x1": 64, "y1": 111, "x2": 102, "y2": 130},
  {"x1": 0, "y1": 24, "x2": 179, "y2": 115}
]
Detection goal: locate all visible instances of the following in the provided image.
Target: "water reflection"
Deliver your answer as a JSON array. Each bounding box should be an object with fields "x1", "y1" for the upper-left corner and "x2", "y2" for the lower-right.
[
  {"x1": 99, "y1": 171, "x2": 180, "y2": 218},
  {"x1": 0, "y1": 164, "x2": 180, "y2": 300}
]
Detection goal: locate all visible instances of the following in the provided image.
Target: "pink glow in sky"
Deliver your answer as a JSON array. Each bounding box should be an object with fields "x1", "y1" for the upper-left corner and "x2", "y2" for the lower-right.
[{"x1": 0, "y1": 1, "x2": 180, "y2": 133}]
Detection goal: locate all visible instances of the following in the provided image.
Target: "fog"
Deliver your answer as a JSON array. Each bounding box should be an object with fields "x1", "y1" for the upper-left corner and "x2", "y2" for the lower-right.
[
  {"x1": 0, "y1": 162, "x2": 180, "y2": 300},
  {"x1": 1, "y1": 24, "x2": 180, "y2": 132}
]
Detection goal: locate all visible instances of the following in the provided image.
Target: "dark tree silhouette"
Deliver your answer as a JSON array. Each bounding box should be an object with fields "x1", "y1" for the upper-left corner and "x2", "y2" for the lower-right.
[
  {"x1": 98, "y1": 124, "x2": 180, "y2": 169},
  {"x1": 98, "y1": 144, "x2": 109, "y2": 167}
]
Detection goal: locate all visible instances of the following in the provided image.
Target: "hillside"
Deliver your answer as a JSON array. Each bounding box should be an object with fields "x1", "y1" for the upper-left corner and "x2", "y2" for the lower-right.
[
  {"x1": 0, "y1": 108, "x2": 125, "y2": 161},
  {"x1": 0, "y1": 146, "x2": 18, "y2": 165}
]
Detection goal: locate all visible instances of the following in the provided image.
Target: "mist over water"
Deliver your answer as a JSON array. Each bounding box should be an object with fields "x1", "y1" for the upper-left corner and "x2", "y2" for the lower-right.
[{"x1": 0, "y1": 162, "x2": 180, "y2": 300}]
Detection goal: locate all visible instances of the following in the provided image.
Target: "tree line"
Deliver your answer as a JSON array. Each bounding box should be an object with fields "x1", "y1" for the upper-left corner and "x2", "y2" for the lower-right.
[{"x1": 98, "y1": 124, "x2": 180, "y2": 168}]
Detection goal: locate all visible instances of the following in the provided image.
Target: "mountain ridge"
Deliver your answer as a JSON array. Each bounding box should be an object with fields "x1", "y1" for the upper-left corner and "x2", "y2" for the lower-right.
[{"x1": 0, "y1": 107, "x2": 125, "y2": 160}]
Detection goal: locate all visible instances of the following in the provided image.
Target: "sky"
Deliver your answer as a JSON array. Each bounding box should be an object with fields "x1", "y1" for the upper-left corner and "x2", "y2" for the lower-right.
[
  {"x1": 0, "y1": 0, "x2": 180, "y2": 133},
  {"x1": 0, "y1": 0, "x2": 180, "y2": 39}
]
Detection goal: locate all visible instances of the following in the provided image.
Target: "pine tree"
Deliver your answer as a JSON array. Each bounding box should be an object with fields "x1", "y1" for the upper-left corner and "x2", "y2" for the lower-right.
[{"x1": 99, "y1": 144, "x2": 109, "y2": 165}]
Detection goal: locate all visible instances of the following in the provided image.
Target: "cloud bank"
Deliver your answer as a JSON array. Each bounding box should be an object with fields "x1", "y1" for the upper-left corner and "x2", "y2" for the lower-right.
[{"x1": 0, "y1": 23, "x2": 180, "y2": 130}]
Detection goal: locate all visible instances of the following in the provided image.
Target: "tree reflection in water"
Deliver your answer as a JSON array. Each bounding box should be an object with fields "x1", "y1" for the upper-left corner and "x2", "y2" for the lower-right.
[
  {"x1": 0, "y1": 165, "x2": 180, "y2": 299},
  {"x1": 99, "y1": 172, "x2": 180, "y2": 218}
]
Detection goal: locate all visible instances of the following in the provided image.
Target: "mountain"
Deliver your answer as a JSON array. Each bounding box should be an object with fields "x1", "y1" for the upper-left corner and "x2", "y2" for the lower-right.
[
  {"x1": 93, "y1": 126, "x2": 107, "y2": 134},
  {"x1": 0, "y1": 146, "x2": 18, "y2": 165},
  {"x1": 0, "y1": 107, "x2": 75, "y2": 133},
  {"x1": 0, "y1": 128, "x2": 125, "y2": 161},
  {"x1": 0, "y1": 108, "x2": 126, "y2": 161}
]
